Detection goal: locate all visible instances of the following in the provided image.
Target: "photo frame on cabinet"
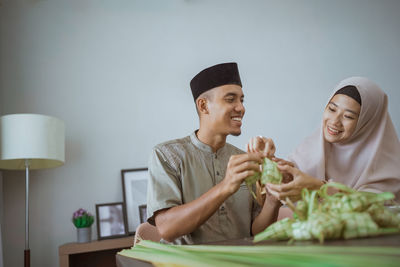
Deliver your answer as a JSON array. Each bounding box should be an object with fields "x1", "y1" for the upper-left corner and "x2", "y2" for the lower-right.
[{"x1": 95, "y1": 202, "x2": 128, "y2": 240}]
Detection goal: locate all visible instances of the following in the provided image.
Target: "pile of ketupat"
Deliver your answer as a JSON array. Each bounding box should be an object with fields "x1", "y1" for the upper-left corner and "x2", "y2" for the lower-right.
[
  {"x1": 254, "y1": 182, "x2": 400, "y2": 243},
  {"x1": 245, "y1": 157, "x2": 400, "y2": 243}
]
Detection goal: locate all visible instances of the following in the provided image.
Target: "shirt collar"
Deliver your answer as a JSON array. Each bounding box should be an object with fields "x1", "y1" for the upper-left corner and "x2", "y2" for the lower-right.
[
  {"x1": 190, "y1": 130, "x2": 229, "y2": 155},
  {"x1": 190, "y1": 131, "x2": 214, "y2": 153}
]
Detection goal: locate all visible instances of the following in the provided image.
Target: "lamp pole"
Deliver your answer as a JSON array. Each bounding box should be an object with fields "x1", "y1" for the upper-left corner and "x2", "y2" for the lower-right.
[{"x1": 24, "y1": 159, "x2": 30, "y2": 267}]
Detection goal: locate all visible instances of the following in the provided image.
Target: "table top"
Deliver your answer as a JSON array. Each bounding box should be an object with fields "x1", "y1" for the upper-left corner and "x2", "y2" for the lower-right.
[
  {"x1": 116, "y1": 233, "x2": 400, "y2": 267},
  {"x1": 59, "y1": 236, "x2": 134, "y2": 255}
]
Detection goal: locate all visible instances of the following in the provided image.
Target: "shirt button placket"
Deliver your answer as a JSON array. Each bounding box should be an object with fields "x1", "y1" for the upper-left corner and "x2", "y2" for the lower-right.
[
  {"x1": 214, "y1": 154, "x2": 218, "y2": 178},
  {"x1": 215, "y1": 154, "x2": 222, "y2": 183},
  {"x1": 212, "y1": 154, "x2": 217, "y2": 185}
]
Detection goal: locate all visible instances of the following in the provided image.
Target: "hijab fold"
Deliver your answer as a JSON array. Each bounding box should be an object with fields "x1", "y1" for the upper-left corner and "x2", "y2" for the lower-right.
[{"x1": 288, "y1": 77, "x2": 400, "y2": 200}]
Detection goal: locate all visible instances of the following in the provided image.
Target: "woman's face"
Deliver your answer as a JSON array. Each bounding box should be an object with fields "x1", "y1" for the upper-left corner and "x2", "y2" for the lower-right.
[{"x1": 322, "y1": 94, "x2": 361, "y2": 144}]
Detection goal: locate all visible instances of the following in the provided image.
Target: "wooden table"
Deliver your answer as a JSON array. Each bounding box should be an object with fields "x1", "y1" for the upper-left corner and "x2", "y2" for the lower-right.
[
  {"x1": 116, "y1": 234, "x2": 400, "y2": 267},
  {"x1": 59, "y1": 236, "x2": 134, "y2": 267}
]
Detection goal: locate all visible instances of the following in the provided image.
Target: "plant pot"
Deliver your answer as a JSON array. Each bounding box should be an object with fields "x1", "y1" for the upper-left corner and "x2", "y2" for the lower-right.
[{"x1": 77, "y1": 227, "x2": 91, "y2": 243}]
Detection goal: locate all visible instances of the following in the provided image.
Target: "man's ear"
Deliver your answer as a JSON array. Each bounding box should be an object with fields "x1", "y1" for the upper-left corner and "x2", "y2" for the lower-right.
[{"x1": 196, "y1": 97, "x2": 209, "y2": 115}]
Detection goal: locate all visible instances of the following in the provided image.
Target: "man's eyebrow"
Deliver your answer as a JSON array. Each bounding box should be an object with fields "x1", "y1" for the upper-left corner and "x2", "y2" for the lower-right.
[
  {"x1": 329, "y1": 101, "x2": 359, "y2": 115},
  {"x1": 224, "y1": 92, "x2": 237, "y2": 97},
  {"x1": 224, "y1": 92, "x2": 244, "y2": 98}
]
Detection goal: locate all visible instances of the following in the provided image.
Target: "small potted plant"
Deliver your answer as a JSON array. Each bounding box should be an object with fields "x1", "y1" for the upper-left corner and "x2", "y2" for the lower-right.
[{"x1": 72, "y1": 208, "x2": 94, "y2": 243}]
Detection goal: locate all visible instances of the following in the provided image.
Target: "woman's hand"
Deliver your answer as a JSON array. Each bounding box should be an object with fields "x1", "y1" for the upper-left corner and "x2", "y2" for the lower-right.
[
  {"x1": 272, "y1": 157, "x2": 294, "y2": 184},
  {"x1": 247, "y1": 136, "x2": 276, "y2": 158},
  {"x1": 266, "y1": 163, "x2": 324, "y2": 202},
  {"x1": 272, "y1": 157, "x2": 294, "y2": 168}
]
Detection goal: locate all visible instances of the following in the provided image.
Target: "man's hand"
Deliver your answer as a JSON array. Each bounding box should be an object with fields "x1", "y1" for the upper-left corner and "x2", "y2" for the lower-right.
[
  {"x1": 222, "y1": 152, "x2": 263, "y2": 195},
  {"x1": 246, "y1": 136, "x2": 276, "y2": 158}
]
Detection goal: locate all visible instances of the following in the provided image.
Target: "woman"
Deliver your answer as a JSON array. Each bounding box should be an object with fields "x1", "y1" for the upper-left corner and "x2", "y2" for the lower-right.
[{"x1": 248, "y1": 77, "x2": 400, "y2": 202}]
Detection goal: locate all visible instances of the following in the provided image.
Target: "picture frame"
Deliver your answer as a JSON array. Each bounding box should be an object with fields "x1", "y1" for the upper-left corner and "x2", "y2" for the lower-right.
[
  {"x1": 95, "y1": 202, "x2": 128, "y2": 240},
  {"x1": 121, "y1": 168, "x2": 149, "y2": 234}
]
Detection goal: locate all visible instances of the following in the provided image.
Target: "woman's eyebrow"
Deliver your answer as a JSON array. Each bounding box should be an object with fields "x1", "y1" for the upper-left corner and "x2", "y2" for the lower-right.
[
  {"x1": 329, "y1": 101, "x2": 338, "y2": 107},
  {"x1": 329, "y1": 101, "x2": 359, "y2": 115},
  {"x1": 346, "y1": 109, "x2": 360, "y2": 116}
]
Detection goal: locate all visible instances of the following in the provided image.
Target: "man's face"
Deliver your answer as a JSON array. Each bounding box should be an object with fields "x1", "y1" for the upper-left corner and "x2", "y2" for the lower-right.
[{"x1": 205, "y1": 84, "x2": 245, "y2": 136}]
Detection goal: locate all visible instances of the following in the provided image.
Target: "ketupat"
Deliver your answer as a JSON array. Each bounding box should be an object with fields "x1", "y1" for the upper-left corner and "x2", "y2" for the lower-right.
[
  {"x1": 368, "y1": 203, "x2": 400, "y2": 228},
  {"x1": 291, "y1": 220, "x2": 313, "y2": 241},
  {"x1": 339, "y1": 212, "x2": 379, "y2": 239},
  {"x1": 253, "y1": 218, "x2": 294, "y2": 242},
  {"x1": 260, "y1": 157, "x2": 282, "y2": 185},
  {"x1": 254, "y1": 182, "x2": 400, "y2": 243},
  {"x1": 245, "y1": 157, "x2": 282, "y2": 198},
  {"x1": 307, "y1": 212, "x2": 343, "y2": 242}
]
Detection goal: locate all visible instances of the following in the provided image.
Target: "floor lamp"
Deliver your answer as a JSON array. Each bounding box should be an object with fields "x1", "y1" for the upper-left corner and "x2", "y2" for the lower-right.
[{"x1": 0, "y1": 114, "x2": 65, "y2": 267}]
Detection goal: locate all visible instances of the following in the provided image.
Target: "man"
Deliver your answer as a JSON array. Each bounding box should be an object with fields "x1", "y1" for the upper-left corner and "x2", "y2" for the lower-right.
[{"x1": 147, "y1": 62, "x2": 281, "y2": 244}]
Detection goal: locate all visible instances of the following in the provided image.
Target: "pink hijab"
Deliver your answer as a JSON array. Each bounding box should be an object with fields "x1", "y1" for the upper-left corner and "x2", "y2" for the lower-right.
[{"x1": 288, "y1": 77, "x2": 400, "y2": 200}]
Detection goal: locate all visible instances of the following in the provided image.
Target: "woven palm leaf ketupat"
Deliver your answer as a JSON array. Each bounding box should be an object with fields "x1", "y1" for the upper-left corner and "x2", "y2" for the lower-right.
[
  {"x1": 245, "y1": 157, "x2": 282, "y2": 198},
  {"x1": 368, "y1": 203, "x2": 400, "y2": 227}
]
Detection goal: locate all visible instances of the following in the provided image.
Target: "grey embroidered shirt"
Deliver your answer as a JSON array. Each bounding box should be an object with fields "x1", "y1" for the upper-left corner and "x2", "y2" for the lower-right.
[{"x1": 147, "y1": 131, "x2": 257, "y2": 244}]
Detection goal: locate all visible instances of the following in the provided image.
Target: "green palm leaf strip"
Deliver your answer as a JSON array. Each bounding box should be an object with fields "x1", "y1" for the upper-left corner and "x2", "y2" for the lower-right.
[{"x1": 118, "y1": 240, "x2": 400, "y2": 267}]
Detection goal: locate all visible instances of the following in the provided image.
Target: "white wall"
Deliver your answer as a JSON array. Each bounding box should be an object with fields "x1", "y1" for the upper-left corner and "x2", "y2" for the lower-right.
[{"x1": 1, "y1": 0, "x2": 400, "y2": 266}]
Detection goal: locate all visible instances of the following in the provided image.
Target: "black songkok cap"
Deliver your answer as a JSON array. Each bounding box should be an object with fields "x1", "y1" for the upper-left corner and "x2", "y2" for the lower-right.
[
  {"x1": 190, "y1": 62, "x2": 242, "y2": 100},
  {"x1": 334, "y1": 85, "x2": 362, "y2": 106}
]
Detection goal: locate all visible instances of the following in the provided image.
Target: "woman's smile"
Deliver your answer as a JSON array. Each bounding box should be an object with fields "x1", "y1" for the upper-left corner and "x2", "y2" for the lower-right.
[{"x1": 326, "y1": 125, "x2": 342, "y2": 135}]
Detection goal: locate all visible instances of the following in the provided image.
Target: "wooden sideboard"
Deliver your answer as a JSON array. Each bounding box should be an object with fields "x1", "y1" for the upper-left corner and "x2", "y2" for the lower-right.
[{"x1": 59, "y1": 236, "x2": 134, "y2": 267}]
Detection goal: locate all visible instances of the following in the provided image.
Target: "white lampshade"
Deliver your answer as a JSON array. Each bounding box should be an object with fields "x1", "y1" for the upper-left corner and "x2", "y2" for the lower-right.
[{"x1": 0, "y1": 114, "x2": 65, "y2": 170}]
